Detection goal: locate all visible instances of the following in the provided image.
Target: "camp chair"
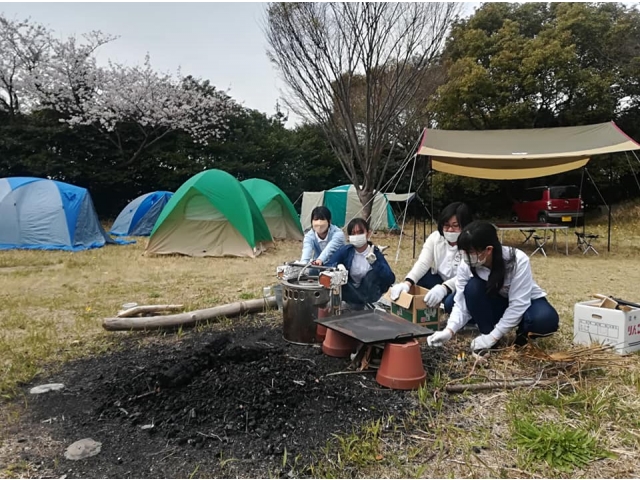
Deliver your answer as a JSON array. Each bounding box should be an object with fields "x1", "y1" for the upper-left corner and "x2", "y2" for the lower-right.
[
  {"x1": 530, "y1": 234, "x2": 549, "y2": 258},
  {"x1": 575, "y1": 232, "x2": 599, "y2": 255},
  {"x1": 521, "y1": 229, "x2": 536, "y2": 244}
]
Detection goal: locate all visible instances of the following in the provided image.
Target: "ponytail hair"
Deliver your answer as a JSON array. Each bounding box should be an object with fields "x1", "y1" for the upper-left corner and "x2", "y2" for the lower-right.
[{"x1": 457, "y1": 221, "x2": 515, "y2": 294}]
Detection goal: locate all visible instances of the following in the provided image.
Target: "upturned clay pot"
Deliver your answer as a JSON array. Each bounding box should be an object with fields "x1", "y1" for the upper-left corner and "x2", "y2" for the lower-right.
[
  {"x1": 376, "y1": 339, "x2": 426, "y2": 390},
  {"x1": 322, "y1": 328, "x2": 359, "y2": 358}
]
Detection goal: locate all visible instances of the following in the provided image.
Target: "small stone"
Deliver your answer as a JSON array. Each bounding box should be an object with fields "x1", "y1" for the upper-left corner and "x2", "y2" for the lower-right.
[
  {"x1": 64, "y1": 438, "x2": 102, "y2": 460},
  {"x1": 140, "y1": 424, "x2": 154, "y2": 430},
  {"x1": 30, "y1": 383, "x2": 65, "y2": 395},
  {"x1": 472, "y1": 446, "x2": 481, "y2": 454}
]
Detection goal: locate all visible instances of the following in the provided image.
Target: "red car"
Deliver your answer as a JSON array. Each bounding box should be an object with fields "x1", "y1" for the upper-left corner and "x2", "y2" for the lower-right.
[{"x1": 511, "y1": 185, "x2": 584, "y2": 224}]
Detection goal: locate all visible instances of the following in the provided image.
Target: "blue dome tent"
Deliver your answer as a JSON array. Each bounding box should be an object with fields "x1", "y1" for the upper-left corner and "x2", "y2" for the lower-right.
[
  {"x1": 110, "y1": 191, "x2": 173, "y2": 236},
  {"x1": 0, "y1": 177, "x2": 127, "y2": 251}
]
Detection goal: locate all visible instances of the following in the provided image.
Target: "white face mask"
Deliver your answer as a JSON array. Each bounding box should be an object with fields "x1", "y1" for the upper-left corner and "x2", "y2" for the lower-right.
[
  {"x1": 349, "y1": 233, "x2": 368, "y2": 248},
  {"x1": 312, "y1": 220, "x2": 329, "y2": 235},
  {"x1": 464, "y1": 251, "x2": 486, "y2": 268},
  {"x1": 443, "y1": 231, "x2": 460, "y2": 243}
]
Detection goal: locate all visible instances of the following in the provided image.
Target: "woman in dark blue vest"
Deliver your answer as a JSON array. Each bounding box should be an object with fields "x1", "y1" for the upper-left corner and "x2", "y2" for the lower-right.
[{"x1": 327, "y1": 217, "x2": 395, "y2": 309}]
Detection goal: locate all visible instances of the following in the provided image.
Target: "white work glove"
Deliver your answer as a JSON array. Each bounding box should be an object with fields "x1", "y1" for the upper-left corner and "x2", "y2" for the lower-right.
[
  {"x1": 470, "y1": 333, "x2": 499, "y2": 351},
  {"x1": 389, "y1": 282, "x2": 410, "y2": 300},
  {"x1": 337, "y1": 264, "x2": 347, "y2": 272},
  {"x1": 423, "y1": 284, "x2": 448, "y2": 308},
  {"x1": 427, "y1": 328, "x2": 453, "y2": 347},
  {"x1": 365, "y1": 250, "x2": 377, "y2": 265}
]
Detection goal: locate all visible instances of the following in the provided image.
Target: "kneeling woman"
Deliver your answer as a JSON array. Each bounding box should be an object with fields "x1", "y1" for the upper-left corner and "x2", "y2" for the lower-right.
[
  {"x1": 428, "y1": 221, "x2": 559, "y2": 351},
  {"x1": 327, "y1": 218, "x2": 395, "y2": 309},
  {"x1": 389, "y1": 202, "x2": 472, "y2": 313}
]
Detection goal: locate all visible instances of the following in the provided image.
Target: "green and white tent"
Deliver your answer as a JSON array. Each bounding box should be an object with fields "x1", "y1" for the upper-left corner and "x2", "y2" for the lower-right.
[
  {"x1": 300, "y1": 184, "x2": 398, "y2": 231},
  {"x1": 146, "y1": 169, "x2": 272, "y2": 257},
  {"x1": 241, "y1": 178, "x2": 303, "y2": 241}
]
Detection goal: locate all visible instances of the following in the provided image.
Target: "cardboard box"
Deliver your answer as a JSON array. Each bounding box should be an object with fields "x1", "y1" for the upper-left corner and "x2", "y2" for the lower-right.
[
  {"x1": 574, "y1": 299, "x2": 640, "y2": 354},
  {"x1": 384, "y1": 285, "x2": 442, "y2": 330}
]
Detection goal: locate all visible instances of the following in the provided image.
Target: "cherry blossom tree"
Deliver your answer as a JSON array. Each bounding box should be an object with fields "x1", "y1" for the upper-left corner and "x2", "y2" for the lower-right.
[
  {"x1": 32, "y1": 39, "x2": 235, "y2": 166},
  {"x1": 0, "y1": 15, "x2": 49, "y2": 117},
  {"x1": 1, "y1": 13, "x2": 235, "y2": 165},
  {"x1": 33, "y1": 48, "x2": 235, "y2": 165}
]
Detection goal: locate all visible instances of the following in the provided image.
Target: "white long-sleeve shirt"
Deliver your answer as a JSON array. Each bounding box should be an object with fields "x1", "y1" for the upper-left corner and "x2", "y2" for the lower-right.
[
  {"x1": 405, "y1": 231, "x2": 459, "y2": 293},
  {"x1": 446, "y1": 247, "x2": 546, "y2": 338}
]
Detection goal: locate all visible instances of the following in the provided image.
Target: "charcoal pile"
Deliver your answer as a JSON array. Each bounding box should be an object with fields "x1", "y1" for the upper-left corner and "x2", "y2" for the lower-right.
[{"x1": 21, "y1": 320, "x2": 446, "y2": 478}]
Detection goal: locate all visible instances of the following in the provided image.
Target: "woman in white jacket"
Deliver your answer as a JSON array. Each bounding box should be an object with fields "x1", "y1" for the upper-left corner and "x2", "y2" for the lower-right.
[
  {"x1": 389, "y1": 202, "x2": 472, "y2": 313},
  {"x1": 427, "y1": 221, "x2": 559, "y2": 351}
]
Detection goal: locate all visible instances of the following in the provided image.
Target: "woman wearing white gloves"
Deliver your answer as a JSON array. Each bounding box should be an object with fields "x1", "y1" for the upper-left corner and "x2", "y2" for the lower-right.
[
  {"x1": 300, "y1": 206, "x2": 345, "y2": 266},
  {"x1": 327, "y1": 218, "x2": 395, "y2": 310},
  {"x1": 389, "y1": 202, "x2": 472, "y2": 313},
  {"x1": 427, "y1": 221, "x2": 559, "y2": 351}
]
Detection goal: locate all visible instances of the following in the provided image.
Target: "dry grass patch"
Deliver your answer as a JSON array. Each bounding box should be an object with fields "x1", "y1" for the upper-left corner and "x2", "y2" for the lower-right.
[{"x1": 2, "y1": 209, "x2": 640, "y2": 477}]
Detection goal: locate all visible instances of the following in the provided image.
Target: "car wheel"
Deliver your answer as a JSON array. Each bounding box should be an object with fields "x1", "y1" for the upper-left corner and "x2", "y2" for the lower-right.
[
  {"x1": 511, "y1": 212, "x2": 519, "y2": 222},
  {"x1": 538, "y1": 212, "x2": 548, "y2": 223}
]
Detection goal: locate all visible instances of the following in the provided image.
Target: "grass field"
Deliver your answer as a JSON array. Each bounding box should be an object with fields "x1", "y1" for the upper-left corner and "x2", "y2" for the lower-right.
[{"x1": 2, "y1": 204, "x2": 640, "y2": 478}]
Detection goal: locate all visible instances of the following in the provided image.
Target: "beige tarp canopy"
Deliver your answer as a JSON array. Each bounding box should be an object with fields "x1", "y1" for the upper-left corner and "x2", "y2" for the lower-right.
[{"x1": 418, "y1": 121, "x2": 640, "y2": 180}]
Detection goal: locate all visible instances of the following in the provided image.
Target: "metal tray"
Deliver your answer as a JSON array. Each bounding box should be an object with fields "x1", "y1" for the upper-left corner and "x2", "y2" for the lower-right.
[{"x1": 315, "y1": 309, "x2": 434, "y2": 344}]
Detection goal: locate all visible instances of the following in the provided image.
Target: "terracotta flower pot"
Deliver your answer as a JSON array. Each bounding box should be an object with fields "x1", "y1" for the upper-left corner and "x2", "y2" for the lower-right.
[
  {"x1": 376, "y1": 339, "x2": 426, "y2": 390},
  {"x1": 322, "y1": 328, "x2": 359, "y2": 358},
  {"x1": 316, "y1": 307, "x2": 330, "y2": 342}
]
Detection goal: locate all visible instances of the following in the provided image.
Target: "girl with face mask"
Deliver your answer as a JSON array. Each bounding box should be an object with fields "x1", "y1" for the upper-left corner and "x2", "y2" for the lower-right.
[
  {"x1": 300, "y1": 206, "x2": 346, "y2": 266},
  {"x1": 427, "y1": 221, "x2": 559, "y2": 352},
  {"x1": 326, "y1": 218, "x2": 395, "y2": 309},
  {"x1": 389, "y1": 202, "x2": 472, "y2": 313}
]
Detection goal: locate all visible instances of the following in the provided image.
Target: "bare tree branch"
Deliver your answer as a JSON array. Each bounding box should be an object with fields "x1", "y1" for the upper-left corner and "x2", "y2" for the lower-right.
[{"x1": 265, "y1": 2, "x2": 460, "y2": 218}]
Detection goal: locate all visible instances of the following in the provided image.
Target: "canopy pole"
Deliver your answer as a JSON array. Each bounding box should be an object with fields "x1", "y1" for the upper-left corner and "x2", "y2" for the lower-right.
[
  {"x1": 423, "y1": 157, "x2": 428, "y2": 243},
  {"x1": 578, "y1": 167, "x2": 586, "y2": 236},
  {"x1": 429, "y1": 157, "x2": 434, "y2": 234},
  {"x1": 412, "y1": 212, "x2": 417, "y2": 258},
  {"x1": 608, "y1": 155, "x2": 613, "y2": 252}
]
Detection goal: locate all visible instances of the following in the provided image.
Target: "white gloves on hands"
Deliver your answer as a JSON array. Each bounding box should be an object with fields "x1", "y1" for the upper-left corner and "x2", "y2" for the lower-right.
[
  {"x1": 365, "y1": 250, "x2": 377, "y2": 265},
  {"x1": 389, "y1": 282, "x2": 410, "y2": 300},
  {"x1": 423, "y1": 284, "x2": 448, "y2": 307},
  {"x1": 470, "y1": 333, "x2": 498, "y2": 351},
  {"x1": 427, "y1": 328, "x2": 453, "y2": 347}
]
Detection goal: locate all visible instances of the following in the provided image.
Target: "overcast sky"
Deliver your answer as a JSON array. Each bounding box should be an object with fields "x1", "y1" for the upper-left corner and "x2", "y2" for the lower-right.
[{"x1": 0, "y1": 2, "x2": 479, "y2": 126}]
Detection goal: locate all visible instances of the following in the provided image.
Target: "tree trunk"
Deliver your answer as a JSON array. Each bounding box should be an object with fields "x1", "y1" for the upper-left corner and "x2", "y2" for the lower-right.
[{"x1": 357, "y1": 187, "x2": 375, "y2": 223}]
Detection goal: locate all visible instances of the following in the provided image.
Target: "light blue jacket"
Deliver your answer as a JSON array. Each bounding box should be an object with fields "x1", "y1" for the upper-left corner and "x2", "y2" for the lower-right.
[{"x1": 300, "y1": 224, "x2": 345, "y2": 264}]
